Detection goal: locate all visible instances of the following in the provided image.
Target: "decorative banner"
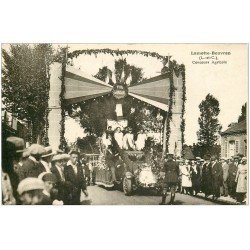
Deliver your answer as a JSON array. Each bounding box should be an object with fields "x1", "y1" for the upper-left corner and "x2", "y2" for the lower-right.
[
  {"x1": 64, "y1": 65, "x2": 172, "y2": 111},
  {"x1": 64, "y1": 65, "x2": 112, "y2": 105}
]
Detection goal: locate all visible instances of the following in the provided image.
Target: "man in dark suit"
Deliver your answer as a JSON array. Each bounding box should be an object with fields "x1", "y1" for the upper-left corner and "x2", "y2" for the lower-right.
[
  {"x1": 210, "y1": 156, "x2": 223, "y2": 200},
  {"x1": 18, "y1": 144, "x2": 46, "y2": 181},
  {"x1": 159, "y1": 154, "x2": 179, "y2": 205},
  {"x1": 51, "y1": 154, "x2": 71, "y2": 205},
  {"x1": 228, "y1": 157, "x2": 239, "y2": 199},
  {"x1": 64, "y1": 151, "x2": 88, "y2": 205}
]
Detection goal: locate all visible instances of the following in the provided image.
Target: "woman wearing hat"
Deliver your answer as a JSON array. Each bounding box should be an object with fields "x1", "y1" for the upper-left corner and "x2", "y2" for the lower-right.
[{"x1": 235, "y1": 157, "x2": 247, "y2": 203}]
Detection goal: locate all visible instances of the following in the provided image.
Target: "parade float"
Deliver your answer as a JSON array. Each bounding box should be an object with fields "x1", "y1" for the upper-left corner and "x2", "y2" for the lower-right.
[{"x1": 46, "y1": 48, "x2": 186, "y2": 195}]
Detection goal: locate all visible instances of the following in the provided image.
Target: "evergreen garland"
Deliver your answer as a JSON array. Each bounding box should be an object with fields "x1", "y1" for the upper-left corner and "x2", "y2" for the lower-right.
[
  {"x1": 165, "y1": 65, "x2": 175, "y2": 153},
  {"x1": 68, "y1": 48, "x2": 171, "y2": 62},
  {"x1": 180, "y1": 64, "x2": 186, "y2": 152},
  {"x1": 59, "y1": 48, "x2": 68, "y2": 150},
  {"x1": 42, "y1": 52, "x2": 51, "y2": 146}
]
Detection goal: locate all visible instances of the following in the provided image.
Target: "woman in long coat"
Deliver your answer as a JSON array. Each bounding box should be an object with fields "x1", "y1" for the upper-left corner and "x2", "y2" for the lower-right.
[{"x1": 235, "y1": 157, "x2": 247, "y2": 203}]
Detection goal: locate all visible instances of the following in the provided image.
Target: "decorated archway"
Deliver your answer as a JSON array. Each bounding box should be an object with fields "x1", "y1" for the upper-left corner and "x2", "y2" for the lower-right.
[{"x1": 47, "y1": 48, "x2": 186, "y2": 156}]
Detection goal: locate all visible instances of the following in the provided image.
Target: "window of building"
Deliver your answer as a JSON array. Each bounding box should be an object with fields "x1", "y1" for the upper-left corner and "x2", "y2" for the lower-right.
[
  {"x1": 225, "y1": 140, "x2": 228, "y2": 158},
  {"x1": 235, "y1": 140, "x2": 239, "y2": 154}
]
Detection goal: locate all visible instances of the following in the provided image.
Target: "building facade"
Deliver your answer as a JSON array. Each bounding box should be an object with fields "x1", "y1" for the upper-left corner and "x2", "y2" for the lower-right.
[{"x1": 220, "y1": 120, "x2": 247, "y2": 158}]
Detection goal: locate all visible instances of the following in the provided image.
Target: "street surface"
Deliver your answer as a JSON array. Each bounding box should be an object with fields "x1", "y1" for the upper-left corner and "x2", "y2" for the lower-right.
[{"x1": 82, "y1": 185, "x2": 219, "y2": 205}]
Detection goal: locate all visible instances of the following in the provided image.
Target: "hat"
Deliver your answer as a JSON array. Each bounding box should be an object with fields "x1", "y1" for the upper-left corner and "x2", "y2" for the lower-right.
[
  {"x1": 6, "y1": 136, "x2": 26, "y2": 153},
  {"x1": 17, "y1": 178, "x2": 44, "y2": 195},
  {"x1": 51, "y1": 154, "x2": 70, "y2": 162},
  {"x1": 242, "y1": 157, "x2": 247, "y2": 161},
  {"x1": 39, "y1": 173, "x2": 57, "y2": 183},
  {"x1": 196, "y1": 157, "x2": 201, "y2": 161},
  {"x1": 22, "y1": 150, "x2": 30, "y2": 158},
  {"x1": 41, "y1": 146, "x2": 55, "y2": 158},
  {"x1": 56, "y1": 149, "x2": 64, "y2": 154},
  {"x1": 221, "y1": 157, "x2": 226, "y2": 161},
  {"x1": 51, "y1": 154, "x2": 63, "y2": 162},
  {"x1": 233, "y1": 155, "x2": 240, "y2": 159},
  {"x1": 28, "y1": 144, "x2": 46, "y2": 156},
  {"x1": 60, "y1": 154, "x2": 71, "y2": 161}
]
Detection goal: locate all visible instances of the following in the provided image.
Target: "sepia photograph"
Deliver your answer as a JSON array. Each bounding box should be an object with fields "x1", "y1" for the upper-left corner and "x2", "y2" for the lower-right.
[{"x1": 1, "y1": 43, "x2": 248, "y2": 205}]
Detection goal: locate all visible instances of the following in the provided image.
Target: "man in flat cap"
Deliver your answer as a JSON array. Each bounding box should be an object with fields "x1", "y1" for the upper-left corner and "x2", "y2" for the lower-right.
[
  {"x1": 17, "y1": 177, "x2": 44, "y2": 205},
  {"x1": 64, "y1": 151, "x2": 88, "y2": 205},
  {"x1": 210, "y1": 156, "x2": 223, "y2": 200},
  {"x1": 39, "y1": 172, "x2": 58, "y2": 205},
  {"x1": 18, "y1": 144, "x2": 47, "y2": 181}
]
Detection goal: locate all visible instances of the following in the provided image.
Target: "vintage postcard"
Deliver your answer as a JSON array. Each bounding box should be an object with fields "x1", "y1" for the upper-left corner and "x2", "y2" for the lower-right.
[{"x1": 1, "y1": 43, "x2": 248, "y2": 205}]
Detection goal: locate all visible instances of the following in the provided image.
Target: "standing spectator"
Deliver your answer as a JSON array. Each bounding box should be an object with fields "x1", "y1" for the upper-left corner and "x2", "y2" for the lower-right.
[
  {"x1": 228, "y1": 156, "x2": 239, "y2": 199},
  {"x1": 64, "y1": 151, "x2": 88, "y2": 205},
  {"x1": 180, "y1": 160, "x2": 192, "y2": 194},
  {"x1": 190, "y1": 160, "x2": 201, "y2": 196},
  {"x1": 211, "y1": 156, "x2": 223, "y2": 200},
  {"x1": 2, "y1": 137, "x2": 26, "y2": 204},
  {"x1": 178, "y1": 159, "x2": 184, "y2": 193},
  {"x1": 17, "y1": 177, "x2": 44, "y2": 205},
  {"x1": 159, "y1": 154, "x2": 179, "y2": 205},
  {"x1": 220, "y1": 158, "x2": 229, "y2": 197},
  {"x1": 235, "y1": 157, "x2": 247, "y2": 203},
  {"x1": 18, "y1": 144, "x2": 46, "y2": 181},
  {"x1": 201, "y1": 155, "x2": 212, "y2": 198},
  {"x1": 51, "y1": 154, "x2": 71, "y2": 205},
  {"x1": 40, "y1": 146, "x2": 55, "y2": 172}
]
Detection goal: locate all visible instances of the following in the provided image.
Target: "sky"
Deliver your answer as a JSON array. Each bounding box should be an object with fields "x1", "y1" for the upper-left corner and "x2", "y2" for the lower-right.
[{"x1": 63, "y1": 44, "x2": 248, "y2": 145}]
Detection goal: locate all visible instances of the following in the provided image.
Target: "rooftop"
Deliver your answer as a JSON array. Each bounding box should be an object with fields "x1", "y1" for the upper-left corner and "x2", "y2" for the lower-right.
[{"x1": 221, "y1": 120, "x2": 247, "y2": 136}]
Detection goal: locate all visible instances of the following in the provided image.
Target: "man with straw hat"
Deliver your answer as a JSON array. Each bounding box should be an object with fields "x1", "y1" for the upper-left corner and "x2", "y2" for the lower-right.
[
  {"x1": 40, "y1": 146, "x2": 55, "y2": 172},
  {"x1": 51, "y1": 153, "x2": 71, "y2": 204}
]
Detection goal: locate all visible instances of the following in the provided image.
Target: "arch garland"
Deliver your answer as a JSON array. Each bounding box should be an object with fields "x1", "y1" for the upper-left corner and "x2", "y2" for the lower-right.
[{"x1": 56, "y1": 48, "x2": 186, "y2": 155}]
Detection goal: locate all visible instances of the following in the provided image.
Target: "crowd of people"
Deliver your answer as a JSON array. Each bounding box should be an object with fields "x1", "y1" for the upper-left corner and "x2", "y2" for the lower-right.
[
  {"x1": 2, "y1": 136, "x2": 88, "y2": 205},
  {"x1": 160, "y1": 154, "x2": 248, "y2": 204},
  {"x1": 2, "y1": 134, "x2": 248, "y2": 205}
]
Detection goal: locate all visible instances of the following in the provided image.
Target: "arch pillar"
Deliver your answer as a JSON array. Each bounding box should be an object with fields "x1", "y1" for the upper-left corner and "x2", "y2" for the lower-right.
[{"x1": 48, "y1": 62, "x2": 63, "y2": 150}]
